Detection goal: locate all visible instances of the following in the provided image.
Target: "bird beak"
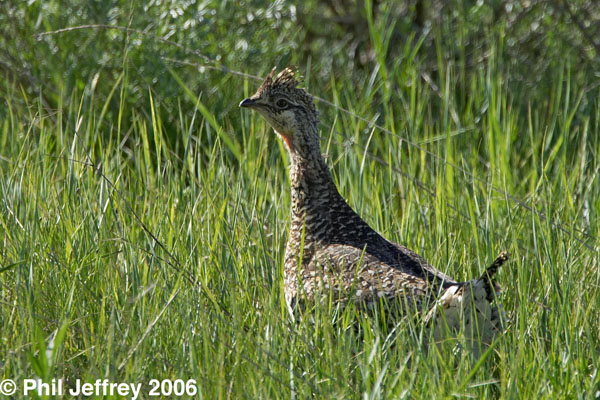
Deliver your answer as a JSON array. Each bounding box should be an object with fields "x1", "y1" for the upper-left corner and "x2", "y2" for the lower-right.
[{"x1": 239, "y1": 98, "x2": 256, "y2": 108}]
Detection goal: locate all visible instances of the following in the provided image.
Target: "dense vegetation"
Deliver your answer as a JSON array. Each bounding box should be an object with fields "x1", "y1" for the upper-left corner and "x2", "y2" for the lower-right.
[{"x1": 1, "y1": 1, "x2": 599, "y2": 398}]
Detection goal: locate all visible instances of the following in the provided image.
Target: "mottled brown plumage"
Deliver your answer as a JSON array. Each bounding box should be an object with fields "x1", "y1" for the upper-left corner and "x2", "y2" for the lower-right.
[{"x1": 240, "y1": 67, "x2": 509, "y2": 346}]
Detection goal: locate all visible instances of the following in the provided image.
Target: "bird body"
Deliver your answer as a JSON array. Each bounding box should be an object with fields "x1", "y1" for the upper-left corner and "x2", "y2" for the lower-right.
[{"x1": 240, "y1": 67, "x2": 508, "y2": 346}]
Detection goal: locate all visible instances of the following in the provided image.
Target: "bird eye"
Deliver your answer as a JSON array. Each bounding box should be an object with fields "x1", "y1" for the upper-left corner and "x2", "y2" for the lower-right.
[{"x1": 276, "y1": 99, "x2": 289, "y2": 109}]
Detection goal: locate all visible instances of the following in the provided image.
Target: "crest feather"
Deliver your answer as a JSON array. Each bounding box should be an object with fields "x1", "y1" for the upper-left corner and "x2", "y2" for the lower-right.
[
  {"x1": 257, "y1": 66, "x2": 301, "y2": 95},
  {"x1": 273, "y1": 67, "x2": 300, "y2": 88},
  {"x1": 257, "y1": 66, "x2": 277, "y2": 94}
]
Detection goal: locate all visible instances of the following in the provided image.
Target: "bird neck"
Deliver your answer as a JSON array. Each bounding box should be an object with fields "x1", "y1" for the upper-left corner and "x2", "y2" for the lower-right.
[
  {"x1": 289, "y1": 153, "x2": 336, "y2": 211},
  {"x1": 282, "y1": 123, "x2": 399, "y2": 273},
  {"x1": 290, "y1": 130, "x2": 335, "y2": 196},
  {"x1": 283, "y1": 123, "x2": 338, "y2": 240}
]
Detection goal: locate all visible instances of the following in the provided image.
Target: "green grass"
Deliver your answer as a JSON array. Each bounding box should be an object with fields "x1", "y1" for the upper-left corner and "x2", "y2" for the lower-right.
[{"x1": 2, "y1": 1, "x2": 600, "y2": 398}]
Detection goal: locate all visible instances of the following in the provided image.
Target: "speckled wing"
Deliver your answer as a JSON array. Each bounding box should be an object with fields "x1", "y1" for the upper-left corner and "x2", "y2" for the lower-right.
[
  {"x1": 390, "y1": 242, "x2": 457, "y2": 284},
  {"x1": 300, "y1": 244, "x2": 437, "y2": 313}
]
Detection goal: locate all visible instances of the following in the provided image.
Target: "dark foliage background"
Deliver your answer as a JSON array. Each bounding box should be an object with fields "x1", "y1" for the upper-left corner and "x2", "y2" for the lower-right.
[{"x1": 2, "y1": 0, "x2": 599, "y2": 141}]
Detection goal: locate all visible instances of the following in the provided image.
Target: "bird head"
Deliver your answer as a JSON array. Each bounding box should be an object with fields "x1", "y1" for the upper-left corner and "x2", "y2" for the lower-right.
[{"x1": 239, "y1": 67, "x2": 319, "y2": 153}]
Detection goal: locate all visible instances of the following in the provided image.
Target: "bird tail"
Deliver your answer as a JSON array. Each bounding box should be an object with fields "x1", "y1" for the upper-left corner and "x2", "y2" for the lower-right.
[{"x1": 478, "y1": 251, "x2": 509, "y2": 300}]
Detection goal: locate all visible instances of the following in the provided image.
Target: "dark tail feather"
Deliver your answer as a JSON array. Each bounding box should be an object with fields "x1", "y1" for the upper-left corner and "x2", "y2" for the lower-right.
[
  {"x1": 480, "y1": 251, "x2": 510, "y2": 281},
  {"x1": 479, "y1": 251, "x2": 509, "y2": 300}
]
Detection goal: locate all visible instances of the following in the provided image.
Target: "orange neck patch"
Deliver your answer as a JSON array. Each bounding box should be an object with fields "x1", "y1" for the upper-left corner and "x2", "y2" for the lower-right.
[{"x1": 276, "y1": 131, "x2": 294, "y2": 152}]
